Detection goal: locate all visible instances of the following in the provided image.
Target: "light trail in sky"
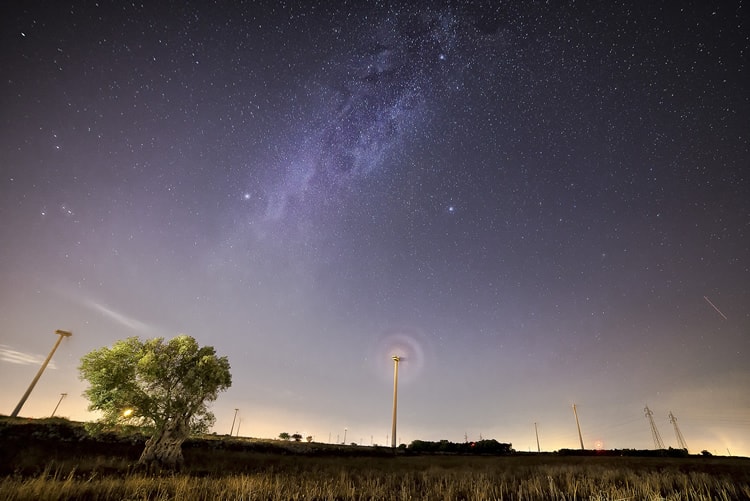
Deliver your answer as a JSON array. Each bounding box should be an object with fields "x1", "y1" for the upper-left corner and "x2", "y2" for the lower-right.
[{"x1": 703, "y1": 296, "x2": 728, "y2": 320}]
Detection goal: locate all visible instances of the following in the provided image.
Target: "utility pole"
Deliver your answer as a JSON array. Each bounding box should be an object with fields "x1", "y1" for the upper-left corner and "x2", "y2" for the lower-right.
[
  {"x1": 51, "y1": 393, "x2": 67, "y2": 417},
  {"x1": 572, "y1": 404, "x2": 584, "y2": 450},
  {"x1": 391, "y1": 355, "x2": 401, "y2": 448},
  {"x1": 534, "y1": 422, "x2": 541, "y2": 453},
  {"x1": 11, "y1": 330, "x2": 72, "y2": 417},
  {"x1": 644, "y1": 405, "x2": 665, "y2": 449},
  {"x1": 668, "y1": 411, "x2": 688, "y2": 451}
]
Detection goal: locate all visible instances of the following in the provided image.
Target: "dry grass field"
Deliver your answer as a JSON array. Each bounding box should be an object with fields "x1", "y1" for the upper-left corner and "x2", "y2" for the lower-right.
[
  {"x1": 3, "y1": 454, "x2": 749, "y2": 500},
  {"x1": 1, "y1": 417, "x2": 748, "y2": 500}
]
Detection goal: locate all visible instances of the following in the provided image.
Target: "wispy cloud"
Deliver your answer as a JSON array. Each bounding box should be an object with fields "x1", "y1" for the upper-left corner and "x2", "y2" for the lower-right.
[
  {"x1": 86, "y1": 300, "x2": 153, "y2": 332},
  {"x1": 0, "y1": 344, "x2": 57, "y2": 368}
]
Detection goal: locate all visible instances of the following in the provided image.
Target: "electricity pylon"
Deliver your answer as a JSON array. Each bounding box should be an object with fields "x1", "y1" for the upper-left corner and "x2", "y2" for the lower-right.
[
  {"x1": 669, "y1": 411, "x2": 688, "y2": 451},
  {"x1": 644, "y1": 405, "x2": 665, "y2": 449}
]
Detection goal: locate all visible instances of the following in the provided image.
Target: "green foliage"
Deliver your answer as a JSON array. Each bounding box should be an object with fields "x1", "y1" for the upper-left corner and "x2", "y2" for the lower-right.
[
  {"x1": 408, "y1": 438, "x2": 513, "y2": 455},
  {"x1": 291, "y1": 433, "x2": 302, "y2": 442},
  {"x1": 79, "y1": 335, "x2": 231, "y2": 435},
  {"x1": 279, "y1": 432, "x2": 290, "y2": 441}
]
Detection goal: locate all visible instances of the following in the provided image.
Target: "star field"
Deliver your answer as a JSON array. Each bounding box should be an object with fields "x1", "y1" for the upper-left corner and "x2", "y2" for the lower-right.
[{"x1": 1, "y1": 1, "x2": 748, "y2": 454}]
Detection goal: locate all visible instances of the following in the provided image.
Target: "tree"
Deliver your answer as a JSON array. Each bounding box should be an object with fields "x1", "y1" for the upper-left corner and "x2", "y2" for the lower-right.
[
  {"x1": 291, "y1": 433, "x2": 302, "y2": 442},
  {"x1": 279, "y1": 432, "x2": 290, "y2": 441},
  {"x1": 79, "y1": 335, "x2": 231, "y2": 470}
]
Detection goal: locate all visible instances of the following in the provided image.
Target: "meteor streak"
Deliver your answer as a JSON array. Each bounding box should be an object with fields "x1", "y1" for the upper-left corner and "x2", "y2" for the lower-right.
[{"x1": 703, "y1": 296, "x2": 728, "y2": 320}]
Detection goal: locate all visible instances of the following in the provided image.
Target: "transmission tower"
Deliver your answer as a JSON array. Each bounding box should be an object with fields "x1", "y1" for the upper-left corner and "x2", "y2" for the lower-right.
[
  {"x1": 644, "y1": 405, "x2": 665, "y2": 449},
  {"x1": 669, "y1": 411, "x2": 688, "y2": 451}
]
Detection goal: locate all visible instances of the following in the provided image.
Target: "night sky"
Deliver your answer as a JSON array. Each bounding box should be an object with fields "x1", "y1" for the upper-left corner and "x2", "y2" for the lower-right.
[{"x1": 1, "y1": 1, "x2": 748, "y2": 455}]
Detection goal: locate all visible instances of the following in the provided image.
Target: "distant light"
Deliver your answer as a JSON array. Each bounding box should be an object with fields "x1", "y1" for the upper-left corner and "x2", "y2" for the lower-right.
[{"x1": 123, "y1": 408, "x2": 134, "y2": 418}]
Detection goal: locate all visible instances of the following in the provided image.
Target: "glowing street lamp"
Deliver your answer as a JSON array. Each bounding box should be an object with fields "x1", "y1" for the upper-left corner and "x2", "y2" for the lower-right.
[{"x1": 11, "y1": 329, "x2": 72, "y2": 417}]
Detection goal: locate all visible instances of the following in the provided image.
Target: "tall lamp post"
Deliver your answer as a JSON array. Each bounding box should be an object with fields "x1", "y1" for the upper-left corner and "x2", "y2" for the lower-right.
[
  {"x1": 11, "y1": 330, "x2": 72, "y2": 418},
  {"x1": 573, "y1": 403, "x2": 585, "y2": 450},
  {"x1": 391, "y1": 355, "x2": 401, "y2": 448},
  {"x1": 230, "y1": 408, "x2": 239, "y2": 436},
  {"x1": 51, "y1": 393, "x2": 67, "y2": 417}
]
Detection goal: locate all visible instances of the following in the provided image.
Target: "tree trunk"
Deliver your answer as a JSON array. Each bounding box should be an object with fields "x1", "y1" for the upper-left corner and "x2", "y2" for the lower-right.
[{"x1": 138, "y1": 417, "x2": 190, "y2": 471}]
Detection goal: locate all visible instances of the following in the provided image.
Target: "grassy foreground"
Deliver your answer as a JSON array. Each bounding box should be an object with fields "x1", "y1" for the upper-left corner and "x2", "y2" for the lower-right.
[
  {"x1": 1, "y1": 418, "x2": 748, "y2": 500},
  {"x1": 3, "y1": 455, "x2": 749, "y2": 501}
]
